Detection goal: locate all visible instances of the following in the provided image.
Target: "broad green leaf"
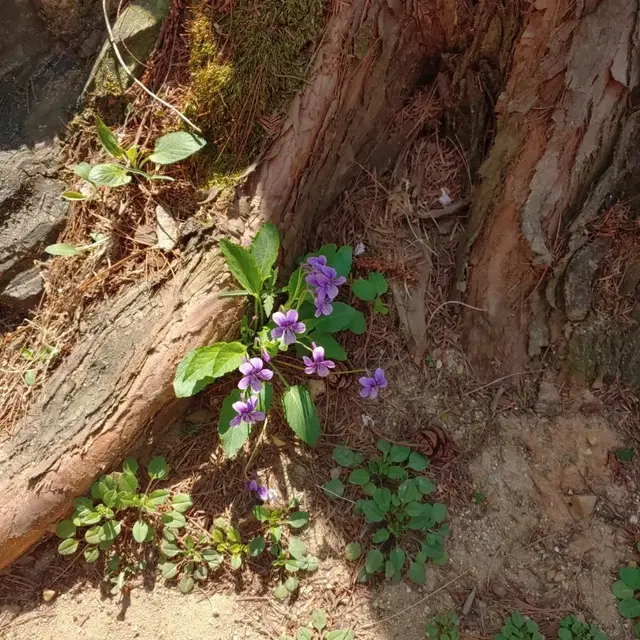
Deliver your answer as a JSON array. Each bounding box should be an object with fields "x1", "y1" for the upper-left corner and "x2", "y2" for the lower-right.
[
  {"x1": 148, "y1": 489, "x2": 170, "y2": 505},
  {"x1": 194, "y1": 565, "x2": 208, "y2": 581},
  {"x1": 307, "y1": 333, "x2": 347, "y2": 361},
  {"x1": 45, "y1": 243, "x2": 81, "y2": 257},
  {"x1": 96, "y1": 115, "x2": 123, "y2": 158},
  {"x1": 332, "y1": 246, "x2": 353, "y2": 278},
  {"x1": 85, "y1": 526, "x2": 102, "y2": 545},
  {"x1": 351, "y1": 279, "x2": 376, "y2": 301},
  {"x1": 249, "y1": 536, "x2": 266, "y2": 556},
  {"x1": 373, "y1": 487, "x2": 391, "y2": 512},
  {"x1": 288, "y1": 538, "x2": 307, "y2": 561},
  {"x1": 219, "y1": 239, "x2": 262, "y2": 295},
  {"x1": 344, "y1": 542, "x2": 362, "y2": 561},
  {"x1": 377, "y1": 439, "x2": 391, "y2": 455},
  {"x1": 348, "y1": 309, "x2": 366, "y2": 335},
  {"x1": 56, "y1": 519, "x2": 76, "y2": 539},
  {"x1": 407, "y1": 451, "x2": 429, "y2": 471},
  {"x1": 332, "y1": 446, "x2": 357, "y2": 467},
  {"x1": 179, "y1": 576, "x2": 195, "y2": 594},
  {"x1": 432, "y1": 503, "x2": 448, "y2": 523},
  {"x1": 618, "y1": 598, "x2": 640, "y2": 618},
  {"x1": 162, "y1": 511, "x2": 186, "y2": 529},
  {"x1": 368, "y1": 272, "x2": 388, "y2": 294},
  {"x1": 270, "y1": 526, "x2": 282, "y2": 543},
  {"x1": 284, "y1": 576, "x2": 299, "y2": 592},
  {"x1": 407, "y1": 561, "x2": 426, "y2": 584},
  {"x1": 361, "y1": 500, "x2": 385, "y2": 523},
  {"x1": 202, "y1": 549, "x2": 223, "y2": 569},
  {"x1": 282, "y1": 386, "x2": 320, "y2": 447},
  {"x1": 405, "y1": 501, "x2": 425, "y2": 517},
  {"x1": 84, "y1": 546, "x2": 100, "y2": 563},
  {"x1": 323, "y1": 478, "x2": 345, "y2": 499},
  {"x1": 174, "y1": 342, "x2": 247, "y2": 397},
  {"x1": 57, "y1": 538, "x2": 78, "y2": 555},
  {"x1": 123, "y1": 457, "x2": 138, "y2": 474},
  {"x1": 612, "y1": 580, "x2": 634, "y2": 599},
  {"x1": 274, "y1": 583, "x2": 289, "y2": 600},
  {"x1": 389, "y1": 547, "x2": 405, "y2": 572},
  {"x1": 230, "y1": 554, "x2": 242, "y2": 570},
  {"x1": 365, "y1": 549, "x2": 384, "y2": 573},
  {"x1": 132, "y1": 520, "x2": 149, "y2": 543},
  {"x1": 62, "y1": 191, "x2": 88, "y2": 201},
  {"x1": 160, "y1": 540, "x2": 181, "y2": 558},
  {"x1": 616, "y1": 447, "x2": 635, "y2": 461},
  {"x1": 74, "y1": 162, "x2": 93, "y2": 181},
  {"x1": 389, "y1": 445, "x2": 410, "y2": 462},
  {"x1": 171, "y1": 494, "x2": 193, "y2": 513},
  {"x1": 621, "y1": 566, "x2": 640, "y2": 589},
  {"x1": 397, "y1": 479, "x2": 420, "y2": 503},
  {"x1": 23, "y1": 370, "x2": 36, "y2": 386},
  {"x1": 415, "y1": 476, "x2": 436, "y2": 495},
  {"x1": 118, "y1": 471, "x2": 138, "y2": 492},
  {"x1": 311, "y1": 609, "x2": 327, "y2": 632},
  {"x1": 148, "y1": 131, "x2": 206, "y2": 165},
  {"x1": 373, "y1": 528, "x2": 390, "y2": 543},
  {"x1": 287, "y1": 512, "x2": 309, "y2": 529},
  {"x1": 73, "y1": 497, "x2": 93, "y2": 513},
  {"x1": 250, "y1": 222, "x2": 279, "y2": 280},
  {"x1": 326, "y1": 630, "x2": 355, "y2": 640},
  {"x1": 88, "y1": 164, "x2": 131, "y2": 187},
  {"x1": 100, "y1": 521, "x2": 120, "y2": 541},
  {"x1": 148, "y1": 456, "x2": 169, "y2": 480},
  {"x1": 349, "y1": 469, "x2": 370, "y2": 486},
  {"x1": 102, "y1": 489, "x2": 117, "y2": 508},
  {"x1": 219, "y1": 389, "x2": 251, "y2": 458},
  {"x1": 386, "y1": 466, "x2": 407, "y2": 480},
  {"x1": 314, "y1": 302, "x2": 356, "y2": 334},
  {"x1": 296, "y1": 628, "x2": 313, "y2": 640}
]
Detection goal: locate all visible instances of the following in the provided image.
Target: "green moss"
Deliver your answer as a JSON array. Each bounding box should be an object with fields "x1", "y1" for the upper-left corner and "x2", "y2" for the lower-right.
[{"x1": 187, "y1": 0, "x2": 325, "y2": 182}]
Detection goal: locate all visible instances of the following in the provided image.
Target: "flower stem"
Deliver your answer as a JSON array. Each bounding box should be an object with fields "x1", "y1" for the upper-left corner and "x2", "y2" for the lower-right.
[
  {"x1": 270, "y1": 363, "x2": 290, "y2": 389},
  {"x1": 244, "y1": 415, "x2": 269, "y2": 476}
]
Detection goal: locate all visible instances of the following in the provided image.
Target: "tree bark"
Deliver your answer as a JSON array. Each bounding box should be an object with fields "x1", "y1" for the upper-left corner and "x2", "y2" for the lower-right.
[{"x1": 0, "y1": 0, "x2": 437, "y2": 568}]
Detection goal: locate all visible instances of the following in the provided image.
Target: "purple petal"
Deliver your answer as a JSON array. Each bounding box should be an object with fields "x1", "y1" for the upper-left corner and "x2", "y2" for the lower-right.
[
  {"x1": 285, "y1": 309, "x2": 299, "y2": 324},
  {"x1": 238, "y1": 376, "x2": 251, "y2": 390},
  {"x1": 250, "y1": 410, "x2": 265, "y2": 422},
  {"x1": 359, "y1": 386, "x2": 372, "y2": 398},
  {"x1": 292, "y1": 321, "x2": 306, "y2": 335},
  {"x1": 248, "y1": 357, "x2": 263, "y2": 372},
  {"x1": 305, "y1": 273, "x2": 320, "y2": 287},
  {"x1": 358, "y1": 376, "x2": 373, "y2": 388},
  {"x1": 258, "y1": 369, "x2": 273, "y2": 381},
  {"x1": 311, "y1": 345, "x2": 325, "y2": 361},
  {"x1": 256, "y1": 485, "x2": 269, "y2": 501},
  {"x1": 245, "y1": 396, "x2": 258, "y2": 411},
  {"x1": 272, "y1": 311, "x2": 286, "y2": 327},
  {"x1": 320, "y1": 265, "x2": 337, "y2": 279},
  {"x1": 325, "y1": 283, "x2": 339, "y2": 300},
  {"x1": 302, "y1": 356, "x2": 313, "y2": 367},
  {"x1": 282, "y1": 329, "x2": 297, "y2": 346},
  {"x1": 316, "y1": 363, "x2": 330, "y2": 377},
  {"x1": 304, "y1": 364, "x2": 316, "y2": 375},
  {"x1": 239, "y1": 360, "x2": 255, "y2": 375},
  {"x1": 230, "y1": 415, "x2": 242, "y2": 427},
  {"x1": 261, "y1": 349, "x2": 271, "y2": 363},
  {"x1": 334, "y1": 276, "x2": 346, "y2": 286},
  {"x1": 232, "y1": 400, "x2": 248, "y2": 414},
  {"x1": 247, "y1": 480, "x2": 258, "y2": 492},
  {"x1": 324, "y1": 359, "x2": 335, "y2": 370},
  {"x1": 368, "y1": 386, "x2": 379, "y2": 399},
  {"x1": 271, "y1": 326, "x2": 284, "y2": 340},
  {"x1": 250, "y1": 377, "x2": 263, "y2": 393}
]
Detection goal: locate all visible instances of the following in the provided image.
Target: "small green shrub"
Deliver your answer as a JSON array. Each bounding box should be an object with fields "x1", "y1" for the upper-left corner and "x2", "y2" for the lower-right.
[
  {"x1": 557, "y1": 615, "x2": 607, "y2": 640},
  {"x1": 494, "y1": 611, "x2": 542, "y2": 640},
  {"x1": 279, "y1": 608, "x2": 355, "y2": 639},
  {"x1": 611, "y1": 566, "x2": 640, "y2": 619},
  {"x1": 425, "y1": 611, "x2": 459, "y2": 640},
  {"x1": 328, "y1": 440, "x2": 449, "y2": 585}
]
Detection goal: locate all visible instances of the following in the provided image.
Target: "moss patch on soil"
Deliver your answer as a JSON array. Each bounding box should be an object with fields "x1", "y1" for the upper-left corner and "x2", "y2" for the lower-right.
[{"x1": 186, "y1": 0, "x2": 325, "y2": 185}]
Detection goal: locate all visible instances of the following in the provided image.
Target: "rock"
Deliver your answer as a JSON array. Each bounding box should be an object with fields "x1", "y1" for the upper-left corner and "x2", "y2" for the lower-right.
[
  {"x1": 85, "y1": 0, "x2": 169, "y2": 95},
  {"x1": 42, "y1": 589, "x2": 56, "y2": 602},
  {"x1": 571, "y1": 494, "x2": 597, "y2": 519},
  {"x1": 535, "y1": 381, "x2": 562, "y2": 416},
  {"x1": 564, "y1": 240, "x2": 609, "y2": 322},
  {"x1": 155, "y1": 203, "x2": 180, "y2": 251},
  {"x1": 0, "y1": 267, "x2": 44, "y2": 312}
]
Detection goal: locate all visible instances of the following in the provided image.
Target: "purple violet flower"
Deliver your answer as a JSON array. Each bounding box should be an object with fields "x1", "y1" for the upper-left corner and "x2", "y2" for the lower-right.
[
  {"x1": 314, "y1": 297, "x2": 333, "y2": 317},
  {"x1": 238, "y1": 357, "x2": 273, "y2": 392},
  {"x1": 303, "y1": 342, "x2": 335, "y2": 377},
  {"x1": 230, "y1": 395, "x2": 265, "y2": 427},
  {"x1": 304, "y1": 255, "x2": 328, "y2": 270},
  {"x1": 358, "y1": 368, "x2": 388, "y2": 399},
  {"x1": 246, "y1": 474, "x2": 269, "y2": 501},
  {"x1": 271, "y1": 309, "x2": 306, "y2": 345},
  {"x1": 261, "y1": 348, "x2": 271, "y2": 363},
  {"x1": 305, "y1": 265, "x2": 346, "y2": 302}
]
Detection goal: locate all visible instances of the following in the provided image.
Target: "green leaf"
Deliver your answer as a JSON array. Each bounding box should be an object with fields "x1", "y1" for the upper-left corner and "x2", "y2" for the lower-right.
[
  {"x1": 389, "y1": 547, "x2": 405, "y2": 572},
  {"x1": 365, "y1": 549, "x2": 384, "y2": 573},
  {"x1": 132, "y1": 520, "x2": 149, "y2": 543},
  {"x1": 344, "y1": 542, "x2": 362, "y2": 561},
  {"x1": 362, "y1": 501, "x2": 385, "y2": 523},
  {"x1": 311, "y1": 609, "x2": 328, "y2": 632},
  {"x1": 612, "y1": 580, "x2": 634, "y2": 599},
  {"x1": 432, "y1": 503, "x2": 448, "y2": 523},
  {"x1": 368, "y1": 272, "x2": 388, "y2": 294},
  {"x1": 74, "y1": 162, "x2": 93, "y2": 181},
  {"x1": 62, "y1": 191, "x2": 88, "y2": 201},
  {"x1": 102, "y1": 489, "x2": 117, "y2": 508},
  {"x1": 284, "y1": 576, "x2": 299, "y2": 593},
  {"x1": 618, "y1": 598, "x2": 640, "y2": 618},
  {"x1": 415, "y1": 477, "x2": 436, "y2": 494},
  {"x1": 57, "y1": 538, "x2": 78, "y2": 555},
  {"x1": 349, "y1": 469, "x2": 370, "y2": 486},
  {"x1": 250, "y1": 222, "x2": 279, "y2": 280},
  {"x1": 373, "y1": 488, "x2": 392, "y2": 512},
  {"x1": 274, "y1": 583, "x2": 289, "y2": 600},
  {"x1": 377, "y1": 439, "x2": 392, "y2": 455},
  {"x1": 95, "y1": 115, "x2": 124, "y2": 158},
  {"x1": 171, "y1": 494, "x2": 193, "y2": 513},
  {"x1": 202, "y1": 549, "x2": 223, "y2": 569},
  {"x1": 219, "y1": 239, "x2": 262, "y2": 295},
  {"x1": 282, "y1": 386, "x2": 321, "y2": 447},
  {"x1": 287, "y1": 512, "x2": 309, "y2": 529},
  {"x1": 296, "y1": 629, "x2": 313, "y2": 640},
  {"x1": 162, "y1": 511, "x2": 186, "y2": 529},
  {"x1": 174, "y1": 342, "x2": 247, "y2": 397},
  {"x1": 219, "y1": 389, "x2": 251, "y2": 458},
  {"x1": 270, "y1": 526, "x2": 282, "y2": 543},
  {"x1": 148, "y1": 489, "x2": 170, "y2": 505},
  {"x1": 363, "y1": 482, "x2": 377, "y2": 496},
  {"x1": 373, "y1": 528, "x2": 390, "y2": 543},
  {"x1": 315, "y1": 302, "x2": 356, "y2": 333},
  {"x1": 179, "y1": 575, "x2": 195, "y2": 594},
  {"x1": 100, "y1": 521, "x2": 121, "y2": 541},
  {"x1": 45, "y1": 243, "x2": 81, "y2": 257},
  {"x1": 332, "y1": 246, "x2": 353, "y2": 278},
  {"x1": 407, "y1": 561, "x2": 426, "y2": 584},
  {"x1": 148, "y1": 456, "x2": 169, "y2": 480},
  {"x1": 193, "y1": 565, "x2": 208, "y2": 581},
  {"x1": 407, "y1": 451, "x2": 429, "y2": 471},
  {"x1": 397, "y1": 480, "x2": 419, "y2": 504},
  {"x1": 88, "y1": 164, "x2": 131, "y2": 187},
  {"x1": 386, "y1": 466, "x2": 407, "y2": 480},
  {"x1": 148, "y1": 131, "x2": 207, "y2": 165},
  {"x1": 620, "y1": 566, "x2": 640, "y2": 589},
  {"x1": 56, "y1": 519, "x2": 76, "y2": 539},
  {"x1": 118, "y1": 471, "x2": 138, "y2": 492},
  {"x1": 23, "y1": 370, "x2": 36, "y2": 386},
  {"x1": 389, "y1": 445, "x2": 410, "y2": 463},
  {"x1": 307, "y1": 333, "x2": 347, "y2": 361},
  {"x1": 348, "y1": 310, "x2": 366, "y2": 335},
  {"x1": 84, "y1": 546, "x2": 100, "y2": 563},
  {"x1": 332, "y1": 446, "x2": 357, "y2": 467},
  {"x1": 123, "y1": 457, "x2": 138, "y2": 474},
  {"x1": 288, "y1": 538, "x2": 307, "y2": 561},
  {"x1": 249, "y1": 536, "x2": 266, "y2": 556},
  {"x1": 616, "y1": 447, "x2": 635, "y2": 461},
  {"x1": 85, "y1": 526, "x2": 102, "y2": 545},
  {"x1": 323, "y1": 478, "x2": 345, "y2": 499},
  {"x1": 352, "y1": 279, "x2": 376, "y2": 301},
  {"x1": 326, "y1": 631, "x2": 355, "y2": 640},
  {"x1": 160, "y1": 539, "x2": 181, "y2": 558},
  {"x1": 262, "y1": 293, "x2": 275, "y2": 318}
]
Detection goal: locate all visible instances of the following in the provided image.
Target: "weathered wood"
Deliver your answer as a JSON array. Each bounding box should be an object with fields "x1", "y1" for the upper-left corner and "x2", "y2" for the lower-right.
[{"x1": 0, "y1": 0, "x2": 437, "y2": 568}]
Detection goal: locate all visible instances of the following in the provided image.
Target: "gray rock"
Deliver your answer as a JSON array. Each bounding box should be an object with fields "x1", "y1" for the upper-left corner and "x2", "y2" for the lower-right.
[
  {"x1": 535, "y1": 381, "x2": 561, "y2": 416},
  {"x1": 0, "y1": 267, "x2": 44, "y2": 312},
  {"x1": 564, "y1": 240, "x2": 609, "y2": 322},
  {"x1": 85, "y1": 0, "x2": 169, "y2": 95}
]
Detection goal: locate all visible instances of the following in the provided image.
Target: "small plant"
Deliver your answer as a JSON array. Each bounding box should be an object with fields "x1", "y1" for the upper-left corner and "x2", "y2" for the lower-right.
[
  {"x1": 173, "y1": 223, "x2": 390, "y2": 457},
  {"x1": 351, "y1": 271, "x2": 389, "y2": 315},
  {"x1": 55, "y1": 456, "x2": 191, "y2": 592},
  {"x1": 279, "y1": 609, "x2": 355, "y2": 639},
  {"x1": 61, "y1": 115, "x2": 206, "y2": 200},
  {"x1": 615, "y1": 447, "x2": 635, "y2": 462},
  {"x1": 45, "y1": 232, "x2": 108, "y2": 258},
  {"x1": 494, "y1": 611, "x2": 542, "y2": 640},
  {"x1": 472, "y1": 490, "x2": 487, "y2": 505},
  {"x1": 20, "y1": 344, "x2": 59, "y2": 386},
  {"x1": 557, "y1": 615, "x2": 607, "y2": 640},
  {"x1": 329, "y1": 440, "x2": 449, "y2": 585},
  {"x1": 426, "y1": 611, "x2": 459, "y2": 640},
  {"x1": 611, "y1": 566, "x2": 640, "y2": 620}
]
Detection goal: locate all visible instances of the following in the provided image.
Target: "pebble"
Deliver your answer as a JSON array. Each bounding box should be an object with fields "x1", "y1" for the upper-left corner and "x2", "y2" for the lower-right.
[
  {"x1": 570, "y1": 494, "x2": 597, "y2": 518},
  {"x1": 42, "y1": 589, "x2": 56, "y2": 602}
]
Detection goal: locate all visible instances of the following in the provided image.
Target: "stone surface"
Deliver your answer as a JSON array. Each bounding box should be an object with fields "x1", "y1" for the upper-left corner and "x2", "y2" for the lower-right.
[
  {"x1": 570, "y1": 494, "x2": 597, "y2": 519},
  {"x1": 564, "y1": 240, "x2": 609, "y2": 323},
  {"x1": 534, "y1": 381, "x2": 562, "y2": 416},
  {"x1": 0, "y1": 267, "x2": 44, "y2": 312}
]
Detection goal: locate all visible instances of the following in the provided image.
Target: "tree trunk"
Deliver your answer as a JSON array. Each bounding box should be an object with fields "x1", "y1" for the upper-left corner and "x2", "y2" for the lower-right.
[{"x1": 0, "y1": 0, "x2": 434, "y2": 568}]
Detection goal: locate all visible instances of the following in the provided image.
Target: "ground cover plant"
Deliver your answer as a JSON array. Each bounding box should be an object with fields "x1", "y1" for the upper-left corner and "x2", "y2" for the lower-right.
[
  {"x1": 425, "y1": 611, "x2": 459, "y2": 640},
  {"x1": 611, "y1": 564, "x2": 640, "y2": 637},
  {"x1": 494, "y1": 611, "x2": 542, "y2": 640},
  {"x1": 278, "y1": 608, "x2": 355, "y2": 639},
  {"x1": 557, "y1": 615, "x2": 607, "y2": 640}
]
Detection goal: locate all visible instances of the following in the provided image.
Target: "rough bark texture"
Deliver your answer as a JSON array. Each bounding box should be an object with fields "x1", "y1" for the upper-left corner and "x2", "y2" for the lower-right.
[
  {"x1": 457, "y1": 0, "x2": 639, "y2": 377},
  {"x1": 0, "y1": 0, "x2": 439, "y2": 568}
]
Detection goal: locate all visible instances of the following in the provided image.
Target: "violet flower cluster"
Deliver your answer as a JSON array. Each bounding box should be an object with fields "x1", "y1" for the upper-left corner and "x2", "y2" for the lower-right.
[{"x1": 303, "y1": 255, "x2": 346, "y2": 317}]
